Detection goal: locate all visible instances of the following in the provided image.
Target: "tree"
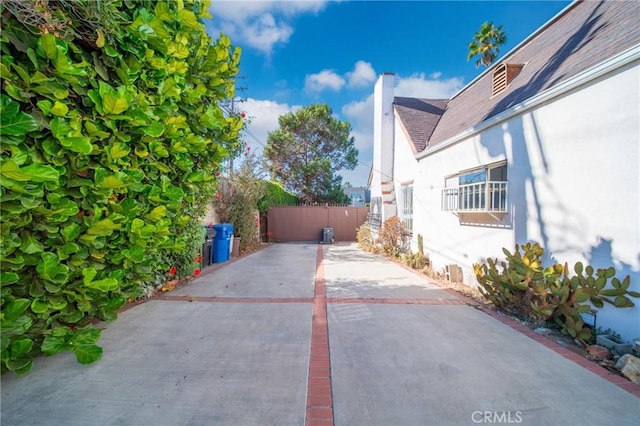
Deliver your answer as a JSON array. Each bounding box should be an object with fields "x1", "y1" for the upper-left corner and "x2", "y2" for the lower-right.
[
  {"x1": 467, "y1": 22, "x2": 507, "y2": 68},
  {"x1": 236, "y1": 147, "x2": 266, "y2": 180},
  {"x1": 264, "y1": 104, "x2": 357, "y2": 204}
]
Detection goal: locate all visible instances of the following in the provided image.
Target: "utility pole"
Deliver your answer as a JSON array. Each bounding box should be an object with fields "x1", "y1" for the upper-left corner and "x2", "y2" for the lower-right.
[{"x1": 228, "y1": 77, "x2": 247, "y2": 176}]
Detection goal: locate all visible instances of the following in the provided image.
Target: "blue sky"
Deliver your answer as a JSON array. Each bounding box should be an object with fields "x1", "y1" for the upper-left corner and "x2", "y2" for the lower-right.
[{"x1": 206, "y1": 0, "x2": 572, "y2": 187}]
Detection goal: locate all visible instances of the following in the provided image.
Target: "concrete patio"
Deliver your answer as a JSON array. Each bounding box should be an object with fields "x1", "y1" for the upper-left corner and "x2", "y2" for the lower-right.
[{"x1": 1, "y1": 243, "x2": 638, "y2": 425}]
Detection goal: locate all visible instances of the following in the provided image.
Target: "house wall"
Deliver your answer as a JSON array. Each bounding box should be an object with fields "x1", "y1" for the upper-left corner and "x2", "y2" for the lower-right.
[
  {"x1": 393, "y1": 111, "x2": 421, "y2": 244},
  {"x1": 202, "y1": 201, "x2": 219, "y2": 226},
  {"x1": 413, "y1": 126, "x2": 512, "y2": 283},
  {"x1": 414, "y1": 60, "x2": 640, "y2": 341}
]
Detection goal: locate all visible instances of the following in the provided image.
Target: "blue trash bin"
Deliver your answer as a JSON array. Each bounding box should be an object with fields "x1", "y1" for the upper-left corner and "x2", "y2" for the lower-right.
[{"x1": 212, "y1": 223, "x2": 234, "y2": 263}]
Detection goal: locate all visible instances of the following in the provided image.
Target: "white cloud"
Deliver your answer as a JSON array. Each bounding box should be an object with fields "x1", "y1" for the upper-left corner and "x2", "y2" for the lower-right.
[
  {"x1": 395, "y1": 73, "x2": 464, "y2": 98},
  {"x1": 340, "y1": 94, "x2": 374, "y2": 186},
  {"x1": 212, "y1": 0, "x2": 328, "y2": 21},
  {"x1": 238, "y1": 98, "x2": 301, "y2": 157},
  {"x1": 346, "y1": 61, "x2": 376, "y2": 88},
  {"x1": 342, "y1": 94, "x2": 373, "y2": 152},
  {"x1": 304, "y1": 70, "x2": 346, "y2": 93},
  {"x1": 234, "y1": 72, "x2": 464, "y2": 186},
  {"x1": 242, "y1": 13, "x2": 293, "y2": 54},
  {"x1": 209, "y1": 1, "x2": 329, "y2": 55},
  {"x1": 305, "y1": 60, "x2": 375, "y2": 93}
]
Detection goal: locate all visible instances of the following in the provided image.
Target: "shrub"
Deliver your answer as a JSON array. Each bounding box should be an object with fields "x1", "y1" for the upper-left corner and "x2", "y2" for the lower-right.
[
  {"x1": 403, "y1": 233, "x2": 431, "y2": 271},
  {"x1": 402, "y1": 251, "x2": 430, "y2": 270},
  {"x1": 0, "y1": 0, "x2": 241, "y2": 374},
  {"x1": 214, "y1": 153, "x2": 265, "y2": 253},
  {"x1": 474, "y1": 243, "x2": 640, "y2": 343},
  {"x1": 257, "y1": 181, "x2": 299, "y2": 213},
  {"x1": 377, "y1": 216, "x2": 410, "y2": 258},
  {"x1": 215, "y1": 187, "x2": 261, "y2": 253},
  {"x1": 596, "y1": 328, "x2": 624, "y2": 344},
  {"x1": 356, "y1": 224, "x2": 377, "y2": 253},
  {"x1": 227, "y1": 192, "x2": 258, "y2": 251}
]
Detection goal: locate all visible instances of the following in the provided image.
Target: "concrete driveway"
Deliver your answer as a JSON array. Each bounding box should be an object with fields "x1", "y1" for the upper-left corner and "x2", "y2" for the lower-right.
[{"x1": 1, "y1": 243, "x2": 639, "y2": 426}]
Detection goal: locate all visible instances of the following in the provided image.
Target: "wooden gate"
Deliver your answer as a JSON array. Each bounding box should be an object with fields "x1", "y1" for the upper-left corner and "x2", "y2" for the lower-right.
[{"x1": 267, "y1": 206, "x2": 369, "y2": 242}]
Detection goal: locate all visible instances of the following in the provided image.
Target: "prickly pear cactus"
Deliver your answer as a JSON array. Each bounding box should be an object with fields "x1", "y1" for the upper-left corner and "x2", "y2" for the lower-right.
[{"x1": 474, "y1": 243, "x2": 640, "y2": 344}]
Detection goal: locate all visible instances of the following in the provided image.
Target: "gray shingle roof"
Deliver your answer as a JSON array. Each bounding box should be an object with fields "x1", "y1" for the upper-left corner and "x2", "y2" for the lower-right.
[
  {"x1": 424, "y1": 0, "x2": 640, "y2": 147},
  {"x1": 394, "y1": 98, "x2": 448, "y2": 152}
]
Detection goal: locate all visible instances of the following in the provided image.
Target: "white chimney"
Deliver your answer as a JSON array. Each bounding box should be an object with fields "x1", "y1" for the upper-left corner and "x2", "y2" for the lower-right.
[{"x1": 371, "y1": 73, "x2": 395, "y2": 206}]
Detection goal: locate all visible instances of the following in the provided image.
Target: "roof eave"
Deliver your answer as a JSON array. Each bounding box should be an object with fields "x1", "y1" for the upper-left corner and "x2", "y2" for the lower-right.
[
  {"x1": 416, "y1": 45, "x2": 640, "y2": 160},
  {"x1": 449, "y1": 0, "x2": 579, "y2": 101}
]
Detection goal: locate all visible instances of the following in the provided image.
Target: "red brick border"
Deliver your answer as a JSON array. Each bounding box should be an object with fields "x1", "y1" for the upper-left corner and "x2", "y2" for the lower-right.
[
  {"x1": 327, "y1": 297, "x2": 465, "y2": 305},
  {"x1": 115, "y1": 244, "x2": 275, "y2": 315},
  {"x1": 154, "y1": 295, "x2": 313, "y2": 304},
  {"x1": 305, "y1": 245, "x2": 334, "y2": 426},
  {"x1": 153, "y1": 295, "x2": 463, "y2": 306},
  {"x1": 122, "y1": 244, "x2": 640, "y2": 400}
]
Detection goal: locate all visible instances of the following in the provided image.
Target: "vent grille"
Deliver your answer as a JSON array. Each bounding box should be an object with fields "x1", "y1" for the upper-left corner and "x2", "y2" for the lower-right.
[{"x1": 492, "y1": 63, "x2": 524, "y2": 97}]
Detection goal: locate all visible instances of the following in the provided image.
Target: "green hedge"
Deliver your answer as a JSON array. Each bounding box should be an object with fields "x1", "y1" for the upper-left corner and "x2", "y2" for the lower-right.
[
  {"x1": 257, "y1": 181, "x2": 299, "y2": 213},
  {"x1": 0, "y1": 0, "x2": 241, "y2": 374}
]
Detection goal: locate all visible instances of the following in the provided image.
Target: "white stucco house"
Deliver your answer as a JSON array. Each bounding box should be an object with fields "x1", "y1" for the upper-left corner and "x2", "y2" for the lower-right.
[{"x1": 369, "y1": 0, "x2": 640, "y2": 341}]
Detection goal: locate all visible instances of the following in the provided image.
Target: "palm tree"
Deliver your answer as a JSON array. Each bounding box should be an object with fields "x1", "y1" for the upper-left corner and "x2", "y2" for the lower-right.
[{"x1": 467, "y1": 22, "x2": 507, "y2": 68}]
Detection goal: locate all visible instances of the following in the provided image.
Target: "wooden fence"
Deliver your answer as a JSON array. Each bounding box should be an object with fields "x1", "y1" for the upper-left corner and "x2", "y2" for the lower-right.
[{"x1": 267, "y1": 205, "x2": 369, "y2": 242}]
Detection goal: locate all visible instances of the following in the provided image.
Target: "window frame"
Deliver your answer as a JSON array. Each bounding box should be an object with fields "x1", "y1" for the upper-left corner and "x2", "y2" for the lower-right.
[
  {"x1": 442, "y1": 162, "x2": 508, "y2": 213},
  {"x1": 399, "y1": 182, "x2": 414, "y2": 234}
]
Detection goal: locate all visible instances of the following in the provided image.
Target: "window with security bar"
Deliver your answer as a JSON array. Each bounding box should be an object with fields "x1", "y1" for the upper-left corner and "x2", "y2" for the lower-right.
[
  {"x1": 442, "y1": 163, "x2": 507, "y2": 212},
  {"x1": 400, "y1": 184, "x2": 413, "y2": 233}
]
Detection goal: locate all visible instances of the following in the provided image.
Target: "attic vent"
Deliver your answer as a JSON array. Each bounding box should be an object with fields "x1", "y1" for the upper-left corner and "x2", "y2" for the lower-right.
[{"x1": 492, "y1": 63, "x2": 524, "y2": 97}]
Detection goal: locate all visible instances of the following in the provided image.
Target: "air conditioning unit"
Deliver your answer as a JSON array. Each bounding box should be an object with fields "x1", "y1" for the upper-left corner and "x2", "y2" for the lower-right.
[{"x1": 322, "y1": 228, "x2": 334, "y2": 244}]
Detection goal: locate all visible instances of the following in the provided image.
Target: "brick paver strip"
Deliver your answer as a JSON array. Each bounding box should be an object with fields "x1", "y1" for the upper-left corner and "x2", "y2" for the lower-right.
[
  {"x1": 147, "y1": 248, "x2": 640, "y2": 403},
  {"x1": 305, "y1": 244, "x2": 335, "y2": 426},
  {"x1": 327, "y1": 297, "x2": 466, "y2": 305},
  {"x1": 155, "y1": 295, "x2": 313, "y2": 303},
  {"x1": 155, "y1": 295, "x2": 464, "y2": 306}
]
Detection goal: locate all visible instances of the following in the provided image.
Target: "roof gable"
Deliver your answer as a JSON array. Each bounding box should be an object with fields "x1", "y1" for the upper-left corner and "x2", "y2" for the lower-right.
[
  {"x1": 428, "y1": 0, "x2": 640, "y2": 146},
  {"x1": 393, "y1": 97, "x2": 448, "y2": 152}
]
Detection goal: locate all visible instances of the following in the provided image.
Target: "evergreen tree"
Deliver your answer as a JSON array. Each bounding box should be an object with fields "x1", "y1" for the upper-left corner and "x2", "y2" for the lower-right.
[{"x1": 264, "y1": 104, "x2": 357, "y2": 204}]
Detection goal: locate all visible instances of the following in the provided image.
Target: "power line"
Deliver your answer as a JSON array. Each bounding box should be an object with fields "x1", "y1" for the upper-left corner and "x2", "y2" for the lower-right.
[{"x1": 243, "y1": 128, "x2": 267, "y2": 149}]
